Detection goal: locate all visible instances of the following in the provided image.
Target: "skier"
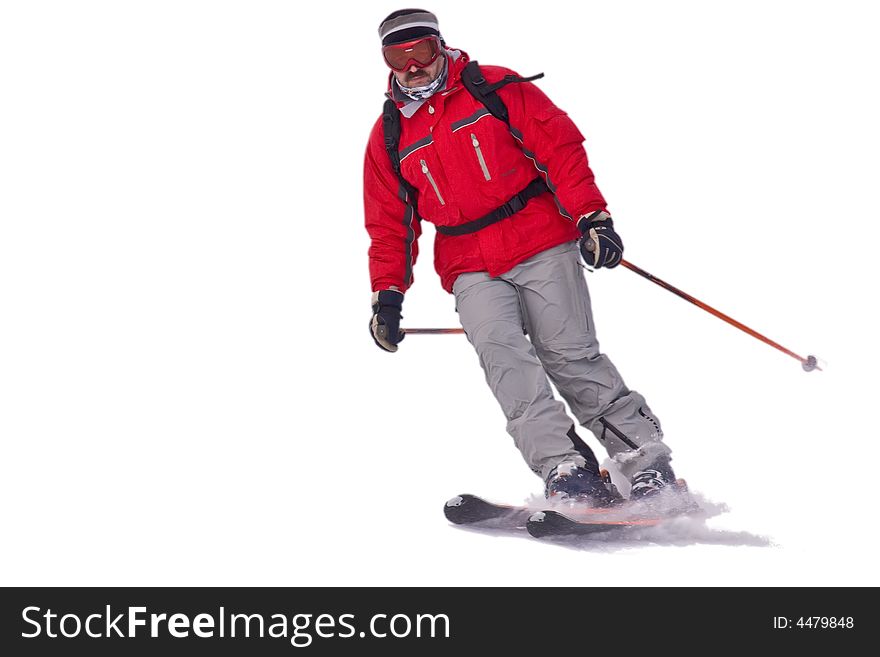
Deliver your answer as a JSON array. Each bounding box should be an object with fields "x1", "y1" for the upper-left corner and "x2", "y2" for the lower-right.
[{"x1": 364, "y1": 9, "x2": 678, "y2": 506}]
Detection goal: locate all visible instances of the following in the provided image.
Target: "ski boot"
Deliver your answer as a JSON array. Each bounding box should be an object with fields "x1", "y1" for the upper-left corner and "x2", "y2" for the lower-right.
[
  {"x1": 545, "y1": 461, "x2": 619, "y2": 507},
  {"x1": 629, "y1": 458, "x2": 697, "y2": 514},
  {"x1": 629, "y1": 459, "x2": 678, "y2": 500}
]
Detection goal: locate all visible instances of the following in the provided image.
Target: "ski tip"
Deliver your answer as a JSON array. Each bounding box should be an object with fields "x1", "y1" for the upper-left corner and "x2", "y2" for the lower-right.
[
  {"x1": 443, "y1": 494, "x2": 525, "y2": 525},
  {"x1": 444, "y1": 494, "x2": 472, "y2": 523},
  {"x1": 527, "y1": 510, "x2": 562, "y2": 538},
  {"x1": 443, "y1": 494, "x2": 491, "y2": 524}
]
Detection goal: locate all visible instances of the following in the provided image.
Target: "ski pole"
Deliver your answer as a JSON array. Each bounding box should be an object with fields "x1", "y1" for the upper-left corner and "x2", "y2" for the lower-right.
[
  {"x1": 403, "y1": 328, "x2": 465, "y2": 335},
  {"x1": 406, "y1": 247, "x2": 822, "y2": 372},
  {"x1": 583, "y1": 239, "x2": 821, "y2": 372},
  {"x1": 619, "y1": 259, "x2": 820, "y2": 371}
]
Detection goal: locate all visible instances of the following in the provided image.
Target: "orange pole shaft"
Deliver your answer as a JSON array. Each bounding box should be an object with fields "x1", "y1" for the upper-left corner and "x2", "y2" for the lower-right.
[
  {"x1": 620, "y1": 259, "x2": 819, "y2": 370},
  {"x1": 403, "y1": 258, "x2": 820, "y2": 372},
  {"x1": 403, "y1": 328, "x2": 465, "y2": 335}
]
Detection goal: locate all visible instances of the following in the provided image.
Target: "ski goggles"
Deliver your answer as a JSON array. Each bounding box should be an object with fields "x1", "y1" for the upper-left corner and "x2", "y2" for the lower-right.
[{"x1": 382, "y1": 36, "x2": 442, "y2": 72}]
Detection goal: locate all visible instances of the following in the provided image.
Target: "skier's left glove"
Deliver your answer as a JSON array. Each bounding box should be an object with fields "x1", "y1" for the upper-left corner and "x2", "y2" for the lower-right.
[
  {"x1": 577, "y1": 211, "x2": 624, "y2": 269},
  {"x1": 370, "y1": 289, "x2": 405, "y2": 353}
]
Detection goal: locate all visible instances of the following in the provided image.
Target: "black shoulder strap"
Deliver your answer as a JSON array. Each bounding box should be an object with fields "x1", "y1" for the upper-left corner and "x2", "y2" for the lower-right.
[
  {"x1": 380, "y1": 62, "x2": 544, "y2": 210},
  {"x1": 382, "y1": 98, "x2": 403, "y2": 174},
  {"x1": 460, "y1": 60, "x2": 544, "y2": 127},
  {"x1": 382, "y1": 98, "x2": 420, "y2": 208}
]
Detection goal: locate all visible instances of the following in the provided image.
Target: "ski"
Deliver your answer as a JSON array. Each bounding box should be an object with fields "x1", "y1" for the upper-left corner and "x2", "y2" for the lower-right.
[
  {"x1": 443, "y1": 493, "x2": 654, "y2": 530},
  {"x1": 526, "y1": 509, "x2": 660, "y2": 538},
  {"x1": 526, "y1": 499, "x2": 702, "y2": 539},
  {"x1": 443, "y1": 494, "x2": 531, "y2": 528},
  {"x1": 446, "y1": 480, "x2": 703, "y2": 538}
]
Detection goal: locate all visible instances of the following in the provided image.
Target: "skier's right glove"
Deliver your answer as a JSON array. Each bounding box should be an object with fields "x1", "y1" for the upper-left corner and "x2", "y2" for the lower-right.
[{"x1": 370, "y1": 289, "x2": 405, "y2": 353}]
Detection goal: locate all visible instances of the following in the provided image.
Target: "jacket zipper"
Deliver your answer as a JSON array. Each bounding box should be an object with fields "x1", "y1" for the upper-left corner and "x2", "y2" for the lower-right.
[
  {"x1": 471, "y1": 133, "x2": 491, "y2": 181},
  {"x1": 420, "y1": 159, "x2": 445, "y2": 205}
]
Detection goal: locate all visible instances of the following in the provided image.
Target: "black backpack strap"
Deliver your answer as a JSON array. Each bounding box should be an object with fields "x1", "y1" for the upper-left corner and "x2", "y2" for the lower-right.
[
  {"x1": 435, "y1": 177, "x2": 549, "y2": 236},
  {"x1": 380, "y1": 62, "x2": 547, "y2": 231},
  {"x1": 460, "y1": 60, "x2": 544, "y2": 127},
  {"x1": 382, "y1": 98, "x2": 420, "y2": 208}
]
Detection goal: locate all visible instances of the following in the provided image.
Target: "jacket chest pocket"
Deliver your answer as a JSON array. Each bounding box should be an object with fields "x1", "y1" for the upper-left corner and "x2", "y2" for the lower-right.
[
  {"x1": 451, "y1": 109, "x2": 514, "y2": 187},
  {"x1": 398, "y1": 136, "x2": 448, "y2": 215}
]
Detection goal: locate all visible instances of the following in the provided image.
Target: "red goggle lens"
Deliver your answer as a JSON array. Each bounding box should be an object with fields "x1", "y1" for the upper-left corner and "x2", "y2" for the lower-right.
[{"x1": 382, "y1": 37, "x2": 441, "y2": 72}]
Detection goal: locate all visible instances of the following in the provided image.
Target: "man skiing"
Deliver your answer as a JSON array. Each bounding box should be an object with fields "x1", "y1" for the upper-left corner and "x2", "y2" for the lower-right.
[{"x1": 364, "y1": 9, "x2": 677, "y2": 506}]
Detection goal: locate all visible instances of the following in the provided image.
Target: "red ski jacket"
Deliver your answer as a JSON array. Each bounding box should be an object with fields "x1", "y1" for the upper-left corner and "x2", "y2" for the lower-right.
[{"x1": 364, "y1": 49, "x2": 607, "y2": 294}]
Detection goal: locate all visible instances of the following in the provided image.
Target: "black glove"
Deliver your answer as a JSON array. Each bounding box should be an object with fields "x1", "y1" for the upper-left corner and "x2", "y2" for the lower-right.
[
  {"x1": 577, "y1": 211, "x2": 624, "y2": 269},
  {"x1": 369, "y1": 289, "x2": 405, "y2": 352}
]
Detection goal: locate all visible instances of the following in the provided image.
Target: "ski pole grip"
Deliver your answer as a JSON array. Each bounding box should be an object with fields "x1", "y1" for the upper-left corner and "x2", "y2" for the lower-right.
[{"x1": 583, "y1": 238, "x2": 596, "y2": 252}]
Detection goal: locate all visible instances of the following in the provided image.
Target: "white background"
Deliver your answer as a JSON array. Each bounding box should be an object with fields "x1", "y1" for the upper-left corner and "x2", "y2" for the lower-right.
[{"x1": 1, "y1": 0, "x2": 878, "y2": 586}]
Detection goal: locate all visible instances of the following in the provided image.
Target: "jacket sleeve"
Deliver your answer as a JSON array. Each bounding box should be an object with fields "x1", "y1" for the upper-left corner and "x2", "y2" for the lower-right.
[
  {"x1": 497, "y1": 69, "x2": 608, "y2": 220},
  {"x1": 363, "y1": 117, "x2": 422, "y2": 294}
]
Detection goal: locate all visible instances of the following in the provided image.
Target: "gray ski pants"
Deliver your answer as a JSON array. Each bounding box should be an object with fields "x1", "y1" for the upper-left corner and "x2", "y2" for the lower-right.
[{"x1": 452, "y1": 242, "x2": 672, "y2": 481}]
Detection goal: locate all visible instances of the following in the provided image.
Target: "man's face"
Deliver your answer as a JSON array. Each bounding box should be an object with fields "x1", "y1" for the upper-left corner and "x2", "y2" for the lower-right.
[{"x1": 392, "y1": 56, "x2": 445, "y2": 89}]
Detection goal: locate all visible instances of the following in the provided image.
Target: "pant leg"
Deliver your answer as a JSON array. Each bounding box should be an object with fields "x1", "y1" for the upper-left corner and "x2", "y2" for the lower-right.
[
  {"x1": 505, "y1": 242, "x2": 672, "y2": 479},
  {"x1": 453, "y1": 270, "x2": 587, "y2": 480}
]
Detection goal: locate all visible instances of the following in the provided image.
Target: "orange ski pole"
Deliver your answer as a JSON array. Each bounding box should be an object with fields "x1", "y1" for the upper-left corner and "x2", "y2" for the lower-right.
[
  {"x1": 617, "y1": 258, "x2": 820, "y2": 372},
  {"x1": 403, "y1": 328, "x2": 465, "y2": 335},
  {"x1": 406, "y1": 246, "x2": 822, "y2": 372},
  {"x1": 579, "y1": 236, "x2": 821, "y2": 371}
]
